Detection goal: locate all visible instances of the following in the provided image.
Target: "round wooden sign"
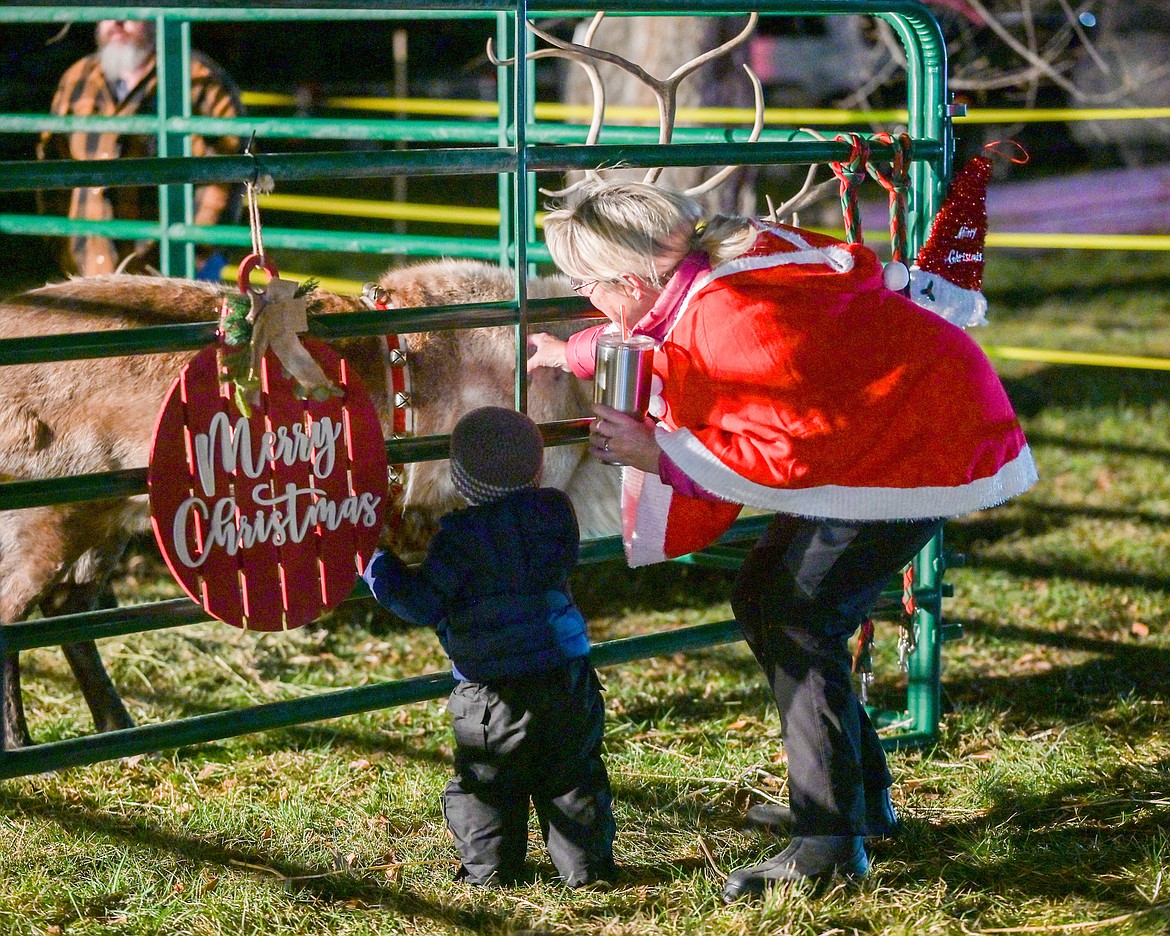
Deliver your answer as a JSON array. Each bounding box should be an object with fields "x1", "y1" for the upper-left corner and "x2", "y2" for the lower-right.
[{"x1": 148, "y1": 340, "x2": 387, "y2": 631}]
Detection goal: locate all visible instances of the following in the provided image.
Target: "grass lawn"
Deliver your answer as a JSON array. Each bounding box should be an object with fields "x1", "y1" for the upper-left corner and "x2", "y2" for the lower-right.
[{"x1": 1, "y1": 249, "x2": 1168, "y2": 935}]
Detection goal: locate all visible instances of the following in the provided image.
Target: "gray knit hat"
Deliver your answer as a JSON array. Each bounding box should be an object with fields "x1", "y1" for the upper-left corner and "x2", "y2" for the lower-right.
[{"x1": 449, "y1": 406, "x2": 544, "y2": 505}]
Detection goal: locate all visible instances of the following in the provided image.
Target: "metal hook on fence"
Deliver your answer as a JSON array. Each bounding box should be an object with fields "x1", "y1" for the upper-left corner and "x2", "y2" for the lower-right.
[{"x1": 239, "y1": 132, "x2": 277, "y2": 294}]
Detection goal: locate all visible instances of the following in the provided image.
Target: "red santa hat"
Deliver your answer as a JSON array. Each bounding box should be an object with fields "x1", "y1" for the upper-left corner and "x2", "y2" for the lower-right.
[{"x1": 907, "y1": 151, "x2": 992, "y2": 328}]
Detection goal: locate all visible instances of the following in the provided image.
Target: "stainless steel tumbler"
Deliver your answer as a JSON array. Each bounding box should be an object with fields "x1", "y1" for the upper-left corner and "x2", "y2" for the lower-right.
[{"x1": 594, "y1": 333, "x2": 655, "y2": 418}]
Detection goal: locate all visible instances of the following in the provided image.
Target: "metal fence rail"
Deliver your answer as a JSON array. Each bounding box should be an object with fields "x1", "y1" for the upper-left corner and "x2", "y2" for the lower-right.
[{"x1": 0, "y1": 0, "x2": 952, "y2": 777}]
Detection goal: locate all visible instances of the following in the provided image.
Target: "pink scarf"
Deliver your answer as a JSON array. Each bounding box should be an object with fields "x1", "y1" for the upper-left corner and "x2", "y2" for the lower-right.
[{"x1": 632, "y1": 251, "x2": 712, "y2": 342}]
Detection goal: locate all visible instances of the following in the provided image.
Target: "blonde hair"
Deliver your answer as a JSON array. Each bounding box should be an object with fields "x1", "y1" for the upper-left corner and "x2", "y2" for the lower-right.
[{"x1": 542, "y1": 180, "x2": 757, "y2": 286}]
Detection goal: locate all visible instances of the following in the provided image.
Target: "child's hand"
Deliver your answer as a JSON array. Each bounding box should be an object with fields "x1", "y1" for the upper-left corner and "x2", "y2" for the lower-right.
[
  {"x1": 359, "y1": 548, "x2": 386, "y2": 590},
  {"x1": 527, "y1": 332, "x2": 569, "y2": 372}
]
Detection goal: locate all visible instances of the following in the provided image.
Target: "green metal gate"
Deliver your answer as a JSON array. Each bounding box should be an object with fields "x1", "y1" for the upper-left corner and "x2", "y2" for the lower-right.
[{"x1": 0, "y1": 0, "x2": 954, "y2": 779}]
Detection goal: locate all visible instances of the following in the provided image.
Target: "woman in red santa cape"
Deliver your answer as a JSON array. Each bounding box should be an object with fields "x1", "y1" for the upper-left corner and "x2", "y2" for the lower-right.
[{"x1": 528, "y1": 177, "x2": 1037, "y2": 900}]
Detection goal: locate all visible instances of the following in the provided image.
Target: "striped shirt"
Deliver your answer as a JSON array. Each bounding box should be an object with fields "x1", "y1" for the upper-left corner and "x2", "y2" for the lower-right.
[{"x1": 36, "y1": 50, "x2": 243, "y2": 276}]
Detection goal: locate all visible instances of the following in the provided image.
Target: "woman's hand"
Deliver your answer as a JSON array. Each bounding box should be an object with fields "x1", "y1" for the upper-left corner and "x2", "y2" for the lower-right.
[
  {"x1": 590, "y1": 404, "x2": 661, "y2": 472},
  {"x1": 527, "y1": 332, "x2": 569, "y2": 373}
]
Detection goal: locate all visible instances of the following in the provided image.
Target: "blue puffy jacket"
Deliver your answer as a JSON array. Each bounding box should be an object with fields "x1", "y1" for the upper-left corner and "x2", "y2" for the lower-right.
[{"x1": 362, "y1": 487, "x2": 590, "y2": 682}]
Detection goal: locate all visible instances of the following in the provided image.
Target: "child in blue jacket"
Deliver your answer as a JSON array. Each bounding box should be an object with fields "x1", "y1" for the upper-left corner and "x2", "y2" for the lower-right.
[{"x1": 362, "y1": 406, "x2": 616, "y2": 888}]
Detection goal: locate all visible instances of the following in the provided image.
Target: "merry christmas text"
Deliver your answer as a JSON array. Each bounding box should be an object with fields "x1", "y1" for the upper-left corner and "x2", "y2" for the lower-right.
[
  {"x1": 171, "y1": 412, "x2": 381, "y2": 569},
  {"x1": 171, "y1": 483, "x2": 381, "y2": 568},
  {"x1": 193, "y1": 412, "x2": 343, "y2": 496}
]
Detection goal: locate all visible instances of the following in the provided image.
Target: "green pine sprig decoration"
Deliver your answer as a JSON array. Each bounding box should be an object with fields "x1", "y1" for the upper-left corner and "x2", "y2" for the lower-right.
[
  {"x1": 220, "y1": 294, "x2": 253, "y2": 348},
  {"x1": 216, "y1": 278, "x2": 319, "y2": 416}
]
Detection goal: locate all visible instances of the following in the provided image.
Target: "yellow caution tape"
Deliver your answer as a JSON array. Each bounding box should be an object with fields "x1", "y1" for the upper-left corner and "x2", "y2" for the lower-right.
[
  {"x1": 955, "y1": 107, "x2": 1170, "y2": 123},
  {"x1": 257, "y1": 193, "x2": 554, "y2": 228},
  {"x1": 982, "y1": 346, "x2": 1170, "y2": 370},
  {"x1": 326, "y1": 96, "x2": 499, "y2": 118},
  {"x1": 258, "y1": 193, "x2": 500, "y2": 226},
  {"x1": 239, "y1": 91, "x2": 1170, "y2": 126},
  {"x1": 988, "y1": 233, "x2": 1170, "y2": 251}
]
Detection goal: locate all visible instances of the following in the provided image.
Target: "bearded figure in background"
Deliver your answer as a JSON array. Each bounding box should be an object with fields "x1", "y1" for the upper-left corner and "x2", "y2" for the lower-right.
[{"x1": 36, "y1": 18, "x2": 244, "y2": 278}]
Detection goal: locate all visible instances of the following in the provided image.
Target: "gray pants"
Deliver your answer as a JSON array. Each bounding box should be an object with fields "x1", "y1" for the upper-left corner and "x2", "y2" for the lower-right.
[
  {"x1": 730, "y1": 515, "x2": 941, "y2": 836},
  {"x1": 442, "y1": 656, "x2": 616, "y2": 886}
]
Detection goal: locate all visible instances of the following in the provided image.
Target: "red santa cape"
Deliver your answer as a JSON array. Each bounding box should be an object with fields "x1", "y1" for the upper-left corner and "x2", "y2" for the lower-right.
[{"x1": 620, "y1": 224, "x2": 1036, "y2": 567}]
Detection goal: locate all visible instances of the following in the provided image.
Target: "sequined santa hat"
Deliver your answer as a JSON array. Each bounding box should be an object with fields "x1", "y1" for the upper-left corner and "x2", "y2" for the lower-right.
[{"x1": 907, "y1": 151, "x2": 992, "y2": 328}]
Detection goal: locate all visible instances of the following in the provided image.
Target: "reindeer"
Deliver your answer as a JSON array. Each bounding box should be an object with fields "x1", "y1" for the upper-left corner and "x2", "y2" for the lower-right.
[
  {"x1": 0, "y1": 14, "x2": 786, "y2": 751},
  {"x1": 0, "y1": 260, "x2": 619, "y2": 750}
]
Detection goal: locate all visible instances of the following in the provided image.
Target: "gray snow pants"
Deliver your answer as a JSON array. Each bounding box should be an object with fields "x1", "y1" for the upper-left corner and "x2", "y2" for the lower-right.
[{"x1": 442, "y1": 656, "x2": 616, "y2": 886}]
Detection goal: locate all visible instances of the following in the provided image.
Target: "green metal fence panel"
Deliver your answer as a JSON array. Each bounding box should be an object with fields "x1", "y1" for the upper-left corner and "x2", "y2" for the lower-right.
[{"x1": 0, "y1": 0, "x2": 952, "y2": 776}]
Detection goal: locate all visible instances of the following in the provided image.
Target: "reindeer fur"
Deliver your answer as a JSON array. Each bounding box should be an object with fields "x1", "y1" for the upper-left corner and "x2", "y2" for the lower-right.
[{"x1": 0, "y1": 260, "x2": 619, "y2": 749}]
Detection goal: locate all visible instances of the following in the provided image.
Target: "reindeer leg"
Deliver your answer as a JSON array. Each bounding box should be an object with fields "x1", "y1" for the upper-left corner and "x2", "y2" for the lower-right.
[
  {"x1": 51, "y1": 583, "x2": 133, "y2": 735},
  {"x1": 0, "y1": 637, "x2": 128, "y2": 751},
  {"x1": 62, "y1": 639, "x2": 133, "y2": 734},
  {"x1": 1, "y1": 547, "x2": 47, "y2": 751},
  {"x1": 2, "y1": 651, "x2": 32, "y2": 751}
]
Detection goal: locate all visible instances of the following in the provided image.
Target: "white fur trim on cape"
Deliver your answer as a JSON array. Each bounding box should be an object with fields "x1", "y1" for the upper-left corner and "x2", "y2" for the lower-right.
[
  {"x1": 620, "y1": 466, "x2": 673, "y2": 567},
  {"x1": 656, "y1": 427, "x2": 1038, "y2": 520},
  {"x1": 907, "y1": 266, "x2": 989, "y2": 328},
  {"x1": 661, "y1": 229, "x2": 856, "y2": 343}
]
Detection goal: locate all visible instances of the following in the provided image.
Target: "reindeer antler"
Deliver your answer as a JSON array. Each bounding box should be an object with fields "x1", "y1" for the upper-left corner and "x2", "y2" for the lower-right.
[
  {"x1": 488, "y1": 15, "x2": 609, "y2": 195},
  {"x1": 765, "y1": 164, "x2": 840, "y2": 224},
  {"x1": 681, "y1": 63, "x2": 764, "y2": 198},
  {"x1": 762, "y1": 127, "x2": 844, "y2": 224},
  {"x1": 492, "y1": 14, "x2": 763, "y2": 199}
]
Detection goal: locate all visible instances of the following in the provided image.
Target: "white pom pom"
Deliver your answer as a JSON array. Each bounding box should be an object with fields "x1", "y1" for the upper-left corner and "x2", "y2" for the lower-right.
[{"x1": 883, "y1": 261, "x2": 910, "y2": 292}]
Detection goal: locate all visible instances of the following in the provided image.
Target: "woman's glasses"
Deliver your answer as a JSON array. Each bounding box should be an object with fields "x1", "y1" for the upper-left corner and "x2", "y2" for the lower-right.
[
  {"x1": 570, "y1": 278, "x2": 599, "y2": 297},
  {"x1": 571, "y1": 262, "x2": 681, "y2": 297}
]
